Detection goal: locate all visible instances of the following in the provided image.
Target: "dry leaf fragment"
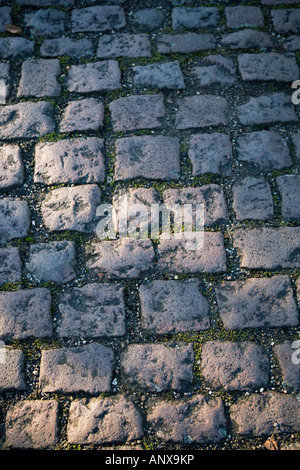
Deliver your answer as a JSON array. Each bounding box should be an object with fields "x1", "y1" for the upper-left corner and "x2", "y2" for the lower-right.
[
  {"x1": 5, "y1": 24, "x2": 23, "y2": 35},
  {"x1": 264, "y1": 436, "x2": 280, "y2": 450}
]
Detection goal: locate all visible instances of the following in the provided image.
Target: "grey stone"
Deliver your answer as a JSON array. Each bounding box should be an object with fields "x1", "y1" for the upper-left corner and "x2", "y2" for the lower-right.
[
  {"x1": 283, "y1": 35, "x2": 300, "y2": 51},
  {"x1": 57, "y1": 283, "x2": 126, "y2": 338},
  {"x1": 293, "y1": 133, "x2": 300, "y2": 163},
  {"x1": 147, "y1": 396, "x2": 227, "y2": 444},
  {"x1": 0, "y1": 102, "x2": 55, "y2": 139},
  {"x1": 67, "y1": 396, "x2": 143, "y2": 444},
  {"x1": 237, "y1": 93, "x2": 298, "y2": 126},
  {"x1": 271, "y1": 9, "x2": 300, "y2": 33},
  {"x1": 262, "y1": 0, "x2": 299, "y2": 3},
  {"x1": 221, "y1": 30, "x2": 273, "y2": 49},
  {"x1": 132, "y1": 8, "x2": 165, "y2": 31},
  {"x1": 0, "y1": 145, "x2": 24, "y2": 190},
  {"x1": 172, "y1": 7, "x2": 220, "y2": 30},
  {"x1": 140, "y1": 280, "x2": 210, "y2": 335},
  {"x1": 67, "y1": 61, "x2": 121, "y2": 93},
  {"x1": 16, "y1": 0, "x2": 74, "y2": 4},
  {"x1": 192, "y1": 55, "x2": 237, "y2": 86},
  {"x1": 277, "y1": 175, "x2": 300, "y2": 221},
  {"x1": 40, "y1": 38, "x2": 94, "y2": 57},
  {"x1": 188, "y1": 133, "x2": 233, "y2": 176},
  {"x1": 26, "y1": 241, "x2": 76, "y2": 285},
  {"x1": 39, "y1": 343, "x2": 115, "y2": 394},
  {"x1": 0, "y1": 38, "x2": 34, "y2": 60},
  {"x1": 0, "y1": 349, "x2": 25, "y2": 392},
  {"x1": 86, "y1": 239, "x2": 155, "y2": 279},
  {"x1": 215, "y1": 276, "x2": 299, "y2": 330},
  {"x1": 0, "y1": 62, "x2": 11, "y2": 102},
  {"x1": 71, "y1": 6, "x2": 126, "y2": 33},
  {"x1": 18, "y1": 59, "x2": 61, "y2": 98},
  {"x1": 34, "y1": 138, "x2": 106, "y2": 185},
  {"x1": 114, "y1": 136, "x2": 180, "y2": 181},
  {"x1": 225, "y1": 6, "x2": 264, "y2": 28},
  {"x1": 236, "y1": 131, "x2": 292, "y2": 171},
  {"x1": 41, "y1": 185, "x2": 101, "y2": 233},
  {"x1": 274, "y1": 341, "x2": 300, "y2": 390},
  {"x1": 0, "y1": 7, "x2": 11, "y2": 33},
  {"x1": 157, "y1": 232, "x2": 227, "y2": 274},
  {"x1": 0, "y1": 288, "x2": 53, "y2": 341},
  {"x1": 232, "y1": 176, "x2": 274, "y2": 221},
  {"x1": 232, "y1": 227, "x2": 300, "y2": 269},
  {"x1": 97, "y1": 33, "x2": 151, "y2": 58},
  {"x1": 0, "y1": 198, "x2": 30, "y2": 244},
  {"x1": 201, "y1": 341, "x2": 270, "y2": 391},
  {"x1": 157, "y1": 33, "x2": 216, "y2": 54},
  {"x1": 230, "y1": 392, "x2": 300, "y2": 436},
  {"x1": 121, "y1": 343, "x2": 194, "y2": 392},
  {"x1": 134, "y1": 61, "x2": 185, "y2": 90},
  {"x1": 109, "y1": 94, "x2": 166, "y2": 132},
  {"x1": 60, "y1": 99, "x2": 104, "y2": 132},
  {"x1": 24, "y1": 8, "x2": 66, "y2": 37},
  {"x1": 5, "y1": 400, "x2": 59, "y2": 449},
  {"x1": 175, "y1": 95, "x2": 230, "y2": 129},
  {"x1": 238, "y1": 53, "x2": 299, "y2": 82},
  {"x1": 0, "y1": 247, "x2": 22, "y2": 285}
]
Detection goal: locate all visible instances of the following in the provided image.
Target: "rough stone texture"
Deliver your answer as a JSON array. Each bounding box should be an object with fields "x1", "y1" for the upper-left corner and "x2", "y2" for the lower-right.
[
  {"x1": 238, "y1": 53, "x2": 299, "y2": 82},
  {"x1": 236, "y1": 131, "x2": 292, "y2": 172},
  {"x1": 26, "y1": 241, "x2": 76, "y2": 285},
  {"x1": 0, "y1": 102, "x2": 55, "y2": 139},
  {"x1": 0, "y1": 349, "x2": 25, "y2": 392},
  {"x1": 24, "y1": 9, "x2": 66, "y2": 37},
  {"x1": 18, "y1": 59, "x2": 61, "y2": 97},
  {"x1": 0, "y1": 198, "x2": 30, "y2": 244},
  {"x1": 172, "y1": 7, "x2": 220, "y2": 30},
  {"x1": 273, "y1": 341, "x2": 300, "y2": 391},
  {"x1": 109, "y1": 94, "x2": 166, "y2": 132},
  {"x1": 232, "y1": 227, "x2": 300, "y2": 269},
  {"x1": 230, "y1": 392, "x2": 300, "y2": 436},
  {"x1": 40, "y1": 38, "x2": 94, "y2": 58},
  {"x1": 201, "y1": 341, "x2": 270, "y2": 391},
  {"x1": 0, "y1": 62, "x2": 10, "y2": 103},
  {"x1": 134, "y1": 61, "x2": 185, "y2": 90},
  {"x1": 34, "y1": 138, "x2": 106, "y2": 185},
  {"x1": 232, "y1": 177, "x2": 274, "y2": 221},
  {"x1": 17, "y1": 0, "x2": 74, "y2": 5},
  {"x1": 237, "y1": 93, "x2": 298, "y2": 126},
  {"x1": 277, "y1": 175, "x2": 300, "y2": 221},
  {"x1": 139, "y1": 280, "x2": 210, "y2": 334},
  {"x1": 132, "y1": 8, "x2": 165, "y2": 31},
  {"x1": 0, "y1": 247, "x2": 22, "y2": 285},
  {"x1": 175, "y1": 95, "x2": 230, "y2": 129},
  {"x1": 215, "y1": 276, "x2": 299, "y2": 330},
  {"x1": 41, "y1": 185, "x2": 101, "y2": 233},
  {"x1": 86, "y1": 239, "x2": 155, "y2": 278},
  {"x1": 121, "y1": 343, "x2": 194, "y2": 392},
  {"x1": 157, "y1": 233, "x2": 227, "y2": 274},
  {"x1": 0, "y1": 288, "x2": 53, "y2": 341},
  {"x1": 0, "y1": 38, "x2": 34, "y2": 60},
  {"x1": 67, "y1": 396, "x2": 143, "y2": 444},
  {"x1": 97, "y1": 33, "x2": 151, "y2": 58},
  {"x1": 67, "y1": 61, "x2": 121, "y2": 93},
  {"x1": 114, "y1": 136, "x2": 180, "y2": 181},
  {"x1": 284, "y1": 35, "x2": 300, "y2": 51},
  {"x1": 4, "y1": 400, "x2": 59, "y2": 450},
  {"x1": 162, "y1": 185, "x2": 228, "y2": 227},
  {"x1": 0, "y1": 7, "x2": 11, "y2": 33},
  {"x1": 271, "y1": 9, "x2": 300, "y2": 33},
  {"x1": 71, "y1": 6, "x2": 126, "y2": 33},
  {"x1": 188, "y1": 133, "x2": 233, "y2": 176},
  {"x1": 191, "y1": 56, "x2": 238, "y2": 87},
  {"x1": 225, "y1": 6, "x2": 264, "y2": 28},
  {"x1": 57, "y1": 283, "x2": 126, "y2": 338},
  {"x1": 157, "y1": 33, "x2": 216, "y2": 54},
  {"x1": 60, "y1": 99, "x2": 104, "y2": 132},
  {"x1": 147, "y1": 396, "x2": 227, "y2": 444},
  {"x1": 0, "y1": 145, "x2": 24, "y2": 190},
  {"x1": 293, "y1": 133, "x2": 300, "y2": 163},
  {"x1": 39, "y1": 343, "x2": 115, "y2": 394},
  {"x1": 221, "y1": 30, "x2": 273, "y2": 49}
]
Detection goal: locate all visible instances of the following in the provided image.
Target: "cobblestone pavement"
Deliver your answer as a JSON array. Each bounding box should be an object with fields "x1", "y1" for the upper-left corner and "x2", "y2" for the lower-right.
[{"x1": 0, "y1": 0, "x2": 300, "y2": 451}]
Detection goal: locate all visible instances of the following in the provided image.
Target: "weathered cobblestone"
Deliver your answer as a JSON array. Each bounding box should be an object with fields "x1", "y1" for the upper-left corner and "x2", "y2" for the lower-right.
[
  {"x1": 0, "y1": 247, "x2": 22, "y2": 285},
  {"x1": 157, "y1": 33, "x2": 216, "y2": 54},
  {"x1": 39, "y1": 343, "x2": 115, "y2": 394},
  {"x1": 215, "y1": 276, "x2": 298, "y2": 330},
  {"x1": 67, "y1": 396, "x2": 143, "y2": 445},
  {"x1": 147, "y1": 396, "x2": 227, "y2": 444},
  {"x1": 139, "y1": 280, "x2": 210, "y2": 335},
  {"x1": 67, "y1": 60, "x2": 121, "y2": 93},
  {"x1": 0, "y1": 63, "x2": 10, "y2": 102},
  {"x1": 175, "y1": 95, "x2": 230, "y2": 129},
  {"x1": 277, "y1": 175, "x2": 300, "y2": 221},
  {"x1": 132, "y1": 8, "x2": 165, "y2": 31},
  {"x1": 24, "y1": 8, "x2": 66, "y2": 37},
  {"x1": 71, "y1": 5, "x2": 126, "y2": 33},
  {"x1": 238, "y1": 53, "x2": 299, "y2": 82},
  {"x1": 18, "y1": 59, "x2": 61, "y2": 98},
  {"x1": 0, "y1": 145, "x2": 24, "y2": 190},
  {"x1": 0, "y1": 7, "x2": 11, "y2": 33},
  {"x1": 201, "y1": 341, "x2": 270, "y2": 391},
  {"x1": 271, "y1": 9, "x2": 300, "y2": 33},
  {"x1": 188, "y1": 133, "x2": 233, "y2": 176},
  {"x1": 293, "y1": 133, "x2": 300, "y2": 163},
  {"x1": 57, "y1": 283, "x2": 126, "y2": 338},
  {"x1": 221, "y1": 30, "x2": 274, "y2": 49},
  {"x1": 225, "y1": 6, "x2": 264, "y2": 28},
  {"x1": 232, "y1": 177, "x2": 274, "y2": 221},
  {"x1": 191, "y1": 55, "x2": 238, "y2": 87},
  {"x1": 133, "y1": 61, "x2": 185, "y2": 90},
  {"x1": 97, "y1": 33, "x2": 151, "y2": 58},
  {"x1": 237, "y1": 93, "x2": 298, "y2": 126},
  {"x1": 0, "y1": 349, "x2": 25, "y2": 393},
  {"x1": 0, "y1": 198, "x2": 30, "y2": 244},
  {"x1": 60, "y1": 99, "x2": 104, "y2": 132},
  {"x1": 121, "y1": 343, "x2": 194, "y2": 392},
  {"x1": 0, "y1": 102, "x2": 55, "y2": 139},
  {"x1": 40, "y1": 38, "x2": 94, "y2": 57},
  {"x1": 273, "y1": 341, "x2": 300, "y2": 391},
  {"x1": 0, "y1": 288, "x2": 53, "y2": 340},
  {"x1": 172, "y1": 7, "x2": 220, "y2": 30},
  {"x1": 0, "y1": 38, "x2": 34, "y2": 60}
]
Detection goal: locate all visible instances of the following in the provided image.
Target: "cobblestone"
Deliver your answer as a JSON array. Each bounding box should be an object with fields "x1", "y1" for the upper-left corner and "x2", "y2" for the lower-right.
[
  {"x1": 67, "y1": 61, "x2": 121, "y2": 93},
  {"x1": 237, "y1": 93, "x2": 298, "y2": 126},
  {"x1": 277, "y1": 175, "x2": 300, "y2": 221},
  {"x1": 0, "y1": 145, "x2": 24, "y2": 190},
  {"x1": 0, "y1": 349, "x2": 25, "y2": 393},
  {"x1": 238, "y1": 53, "x2": 299, "y2": 82},
  {"x1": 0, "y1": 102, "x2": 55, "y2": 139},
  {"x1": 221, "y1": 30, "x2": 274, "y2": 49},
  {"x1": 225, "y1": 6, "x2": 264, "y2": 28},
  {"x1": 133, "y1": 61, "x2": 185, "y2": 90},
  {"x1": 18, "y1": 59, "x2": 61, "y2": 98},
  {"x1": 132, "y1": 8, "x2": 165, "y2": 31},
  {"x1": 271, "y1": 9, "x2": 300, "y2": 33},
  {"x1": 175, "y1": 95, "x2": 230, "y2": 129},
  {"x1": 188, "y1": 133, "x2": 233, "y2": 176},
  {"x1": 97, "y1": 33, "x2": 151, "y2": 58},
  {"x1": 0, "y1": 198, "x2": 31, "y2": 244},
  {"x1": 24, "y1": 8, "x2": 66, "y2": 37},
  {"x1": 273, "y1": 341, "x2": 300, "y2": 390},
  {"x1": 232, "y1": 176, "x2": 274, "y2": 220},
  {"x1": 40, "y1": 38, "x2": 94, "y2": 58},
  {"x1": 0, "y1": 248, "x2": 22, "y2": 285},
  {"x1": 71, "y1": 5, "x2": 126, "y2": 33},
  {"x1": 59, "y1": 99, "x2": 104, "y2": 132},
  {"x1": 157, "y1": 33, "x2": 216, "y2": 54},
  {"x1": 172, "y1": 7, "x2": 220, "y2": 30}
]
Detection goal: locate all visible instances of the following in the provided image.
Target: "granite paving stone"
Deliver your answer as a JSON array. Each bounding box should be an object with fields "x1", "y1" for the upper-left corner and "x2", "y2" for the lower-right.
[
  {"x1": 59, "y1": 99, "x2": 104, "y2": 132},
  {"x1": 191, "y1": 56, "x2": 238, "y2": 87},
  {"x1": 225, "y1": 6, "x2": 264, "y2": 28},
  {"x1": 237, "y1": 93, "x2": 298, "y2": 126},
  {"x1": 0, "y1": 7, "x2": 11, "y2": 33},
  {"x1": 232, "y1": 176, "x2": 274, "y2": 221},
  {"x1": 132, "y1": 8, "x2": 165, "y2": 31},
  {"x1": 67, "y1": 61, "x2": 121, "y2": 93},
  {"x1": 133, "y1": 61, "x2": 185, "y2": 90},
  {"x1": 221, "y1": 30, "x2": 274, "y2": 49},
  {"x1": 97, "y1": 33, "x2": 151, "y2": 58},
  {"x1": 238, "y1": 53, "x2": 299, "y2": 82},
  {"x1": 40, "y1": 38, "x2": 94, "y2": 58},
  {"x1": 34, "y1": 138, "x2": 106, "y2": 185},
  {"x1": 24, "y1": 8, "x2": 66, "y2": 37},
  {"x1": 293, "y1": 133, "x2": 300, "y2": 163},
  {"x1": 16, "y1": 0, "x2": 74, "y2": 4},
  {"x1": 0, "y1": 247, "x2": 22, "y2": 285},
  {"x1": 156, "y1": 33, "x2": 216, "y2": 54},
  {"x1": 0, "y1": 63, "x2": 11, "y2": 103},
  {"x1": 0, "y1": 38, "x2": 34, "y2": 61},
  {"x1": 273, "y1": 341, "x2": 300, "y2": 391},
  {"x1": 277, "y1": 175, "x2": 300, "y2": 221},
  {"x1": 172, "y1": 7, "x2": 220, "y2": 30},
  {"x1": 0, "y1": 349, "x2": 25, "y2": 393},
  {"x1": 271, "y1": 9, "x2": 300, "y2": 33},
  {"x1": 175, "y1": 95, "x2": 230, "y2": 129},
  {"x1": 0, "y1": 102, "x2": 55, "y2": 139},
  {"x1": 71, "y1": 6, "x2": 126, "y2": 33},
  {"x1": 0, "y1": 145, "x2": 24, "y2": 190},
  {"x1": 17, "y1": 59, "x2": 61, "y2": 98},
  {"x1": 188, "y1": 133, "x2": 233, "y2": 176},
  {"x1": 283, "y1": 35, "x2": 300, "y2": 51},
  {"x1": 0, "y1": 198, "x2": 30, "y2": 244}
]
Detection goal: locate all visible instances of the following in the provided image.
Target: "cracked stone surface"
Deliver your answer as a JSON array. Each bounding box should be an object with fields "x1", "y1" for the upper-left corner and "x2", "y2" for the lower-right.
[{"x1": 1, "y1": 0, "x2": 300, "y2": 452}]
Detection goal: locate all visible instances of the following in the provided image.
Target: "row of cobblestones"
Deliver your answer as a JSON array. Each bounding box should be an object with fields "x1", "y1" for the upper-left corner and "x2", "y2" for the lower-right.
[{"x1": 0, "y1": 0, "x2": 300, "y2": 451}]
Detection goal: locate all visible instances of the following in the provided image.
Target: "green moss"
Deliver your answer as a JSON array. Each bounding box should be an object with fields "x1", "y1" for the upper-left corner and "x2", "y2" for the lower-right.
[{"x1": 0, "y1": 282, "x2": 21, "y2": 291}]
